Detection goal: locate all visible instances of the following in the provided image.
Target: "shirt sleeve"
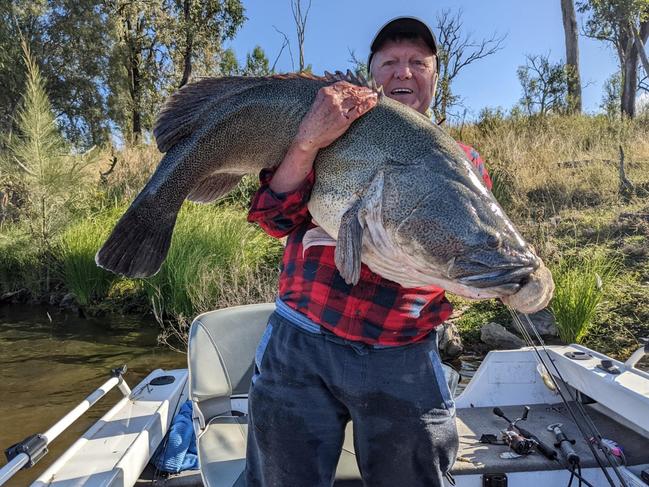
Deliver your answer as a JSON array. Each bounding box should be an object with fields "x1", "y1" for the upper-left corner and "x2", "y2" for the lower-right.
[
  {"x1": 247, "y1": 167, "x2": 315, "y2": 238},
  {"x1": 456, "y1": 142, "x2": 493, "y2": 190}
]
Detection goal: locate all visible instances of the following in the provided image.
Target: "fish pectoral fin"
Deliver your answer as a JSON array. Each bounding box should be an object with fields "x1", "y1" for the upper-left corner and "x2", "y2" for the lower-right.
[
  {"x1": 335, "y1": 200, "x2": 364, "y2": 286},
  {"x1": 187, "y1": 173, "x2": 243, "y2": 203}
]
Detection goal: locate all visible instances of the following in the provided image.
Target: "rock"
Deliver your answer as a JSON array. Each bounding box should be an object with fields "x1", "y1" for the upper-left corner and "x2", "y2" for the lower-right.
[
  {"x1": 438, "y1": 322, "x2": 463, "y2": 360},
  {"x1": 49, "y1": 293, "x2": 61, "y2": 306},
  {"x1": 0, "y1": 288, "x2": 29, "y2": 304},
  {"x1": 512, "y1": 309, "x2": 557, "y2": 336},
  {"x1": 59, "y1": 292, "x2": 79, "y2": 313},
  {"x1": 481, "y1": 322, "x2": 525, "y2": 349}
]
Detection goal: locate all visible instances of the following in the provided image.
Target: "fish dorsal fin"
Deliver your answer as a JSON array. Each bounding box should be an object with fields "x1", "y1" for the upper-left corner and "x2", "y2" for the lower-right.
[
  {"x1": 323, "y1": 69, "x2": 384, "y2": 97},
  {"x1": 154, "y1": 77, "x2": 276, "y2": 153},
  {"x1": 154, "y1": 71, "x2": 382, "y2": 153}
]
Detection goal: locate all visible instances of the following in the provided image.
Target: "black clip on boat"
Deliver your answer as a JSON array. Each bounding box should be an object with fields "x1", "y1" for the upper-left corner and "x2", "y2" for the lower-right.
[{"x1": 493, "y1": 406, "x2": 558, "y2": 460}]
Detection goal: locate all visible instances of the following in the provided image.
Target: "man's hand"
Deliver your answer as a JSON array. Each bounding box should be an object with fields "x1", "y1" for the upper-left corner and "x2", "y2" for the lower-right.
[
  {"x1": 269, "y1": 81, "x2": 377, "y2": 194},
  {"x1": 294, "y1": 81, "x2": 378, "y2": 152},
  {"x1": 500, "y1": 263, "x2": 555, "y2": 314}
]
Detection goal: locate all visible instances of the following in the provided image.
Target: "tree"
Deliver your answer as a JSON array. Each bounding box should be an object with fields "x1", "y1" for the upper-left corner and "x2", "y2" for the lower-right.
[
  {"x1": 601, "y1": 71, "x2": 623, "y2": 116},
  {"x1": 40, "y1": 0, "x2": 112, "y2": 147},
  {"x1": 243, "y1": 46, "x2": 271, "y2": 76},
  {"x1": 220, "y1": 47, "x2": 241, "y2": 75},
  {"x1": 290, "y1": 0, "x2": 311, "y2": 72},
  {"x1": 433, "y1": 9, "x2": 506, "y2": 122},
  {"x1": 517, "y1": 53, "x2": 569, "y2": 115},
  {"x1": 1, "y1": 0, "x2": 110, "y2": 148},
  {"x1": 561, "y1": 0, "x2": 583, "y2": 113},
  {"x1": 1, "y1": 41, "x2": 92, "y2": 288},
  {"x1": 217, "y1": 46, "x2": 272, "y2": 76},
  {"x1": 164, "y1": 0, "x2": 245, "y2": 88},
  {"x1": 579, "y1": 0, "x2": 649, "y2": 117},
  {"x1": 106, "y1": 0, "x2": 170, "y2": 143}
]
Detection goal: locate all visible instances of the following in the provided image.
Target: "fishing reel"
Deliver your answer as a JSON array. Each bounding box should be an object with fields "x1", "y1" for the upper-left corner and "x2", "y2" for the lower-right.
[
  {"x1": 501, "y1": 429, "x2": 537, "y2": 455},
  {"x1": 494, "y1": 406, "x2": 541, "y2": 457}
]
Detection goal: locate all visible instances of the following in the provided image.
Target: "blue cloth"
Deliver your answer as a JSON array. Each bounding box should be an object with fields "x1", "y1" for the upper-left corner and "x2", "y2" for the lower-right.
[{"x1": 153, "y1": 400, "x2": 199, "y2": 473}]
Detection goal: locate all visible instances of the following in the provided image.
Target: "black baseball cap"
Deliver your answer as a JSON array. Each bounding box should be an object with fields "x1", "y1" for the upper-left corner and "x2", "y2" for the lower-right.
[{"x1": 368, "y1": 16, "x2": 439, "y2": 71}]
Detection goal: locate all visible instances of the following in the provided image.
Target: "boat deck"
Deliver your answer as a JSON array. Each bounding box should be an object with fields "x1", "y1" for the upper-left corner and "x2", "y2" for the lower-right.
[
  {"x1": 136, "y1": 401, "x2": 649, "y2": 486},
  {"x1": 454, "y1": 402, "x2": 648, "y2": 475}
]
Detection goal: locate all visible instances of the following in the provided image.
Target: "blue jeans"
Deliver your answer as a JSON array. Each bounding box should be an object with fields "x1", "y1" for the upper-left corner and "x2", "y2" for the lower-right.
[{"x1": 246, "y1": 300, "x2": 458, "y2": 486}]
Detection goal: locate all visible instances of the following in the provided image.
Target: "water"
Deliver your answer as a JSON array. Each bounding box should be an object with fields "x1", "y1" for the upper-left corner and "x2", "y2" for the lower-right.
[{"x1": 0, "y1": 306, "x2": 186, "y2": 486}]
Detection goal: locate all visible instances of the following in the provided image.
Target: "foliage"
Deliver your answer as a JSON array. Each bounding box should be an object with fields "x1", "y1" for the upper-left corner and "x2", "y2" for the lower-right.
[
  {"x1": 2, "y1": 0, "x2": 247, "y2": 146},
  {"x1": 220, "y1": 48, "x2": 241, "y2": 75},
  {"x1": 164, "y1": 0, "x2": 246, "y2": 87},
  {"x1": 517, "y1": 54, "x2": 569, "y2": 115},
  {"x1": 550, "y1": 249, "x2": 619, "y2": 344},
  {"x1": 57, "y1": 208, "x2": 122, "y2": 305},
  {"x1": 0, "y1": 224, "x2": 41, "y2": 294},
  {"x1": 578, "y1": 0, "x2": 649, "y2": 117},
  {"x1": 1, "y1": 41, "x2": 93, "y2": 253},
  {"x1": 143, "y1": 204, "x2": 283, "y2": 321},
  {"x1": 1, "y1": 0, "x2": 112, "y2": 148},
  {"x1": 244, "y1": 46, "x2": 272, "y2": 76},
  {"x1": 217, "y1": 46, "x2": 273, "y2": 76},
  {"x1": 601, "y1": 71, "x2": 623, "y2": 117}
]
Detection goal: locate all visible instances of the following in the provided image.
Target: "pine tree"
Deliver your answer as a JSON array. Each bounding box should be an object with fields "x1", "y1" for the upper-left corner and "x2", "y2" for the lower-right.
[{"x1": 1, "y1": 40, "x2": 92, "y2": 289}]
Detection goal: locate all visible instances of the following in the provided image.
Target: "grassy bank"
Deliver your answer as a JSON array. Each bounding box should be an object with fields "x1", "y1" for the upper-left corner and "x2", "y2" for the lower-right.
[
  {"x1": 2, "y1": 114, "x2": 648, "y2": 357},
  {"x1": 448, "y1": 114, "x2": 649, "y2": 358}
]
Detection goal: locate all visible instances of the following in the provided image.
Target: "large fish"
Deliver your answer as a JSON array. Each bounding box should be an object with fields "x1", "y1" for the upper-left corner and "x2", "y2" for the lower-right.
[{"x1": 96, "y1": 72, "x2": 553, "y2": 311}]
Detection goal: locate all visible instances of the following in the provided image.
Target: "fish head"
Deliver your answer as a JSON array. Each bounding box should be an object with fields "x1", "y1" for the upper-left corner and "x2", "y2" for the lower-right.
[{"x1": 369, "y1": 150, "x2": 546, "y2": 301}]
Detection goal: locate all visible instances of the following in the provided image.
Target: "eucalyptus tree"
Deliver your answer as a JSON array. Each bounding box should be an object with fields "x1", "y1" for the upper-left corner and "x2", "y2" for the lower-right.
[
  {"x1": 561, "y1": 0, "x2": 582, "y2": 113},
  {"x1": 579, "y1": 0, "x2": 649, "y2": 117},
  {"x1": 106, "y1": 0, "x2": 245, "y2": 142}
]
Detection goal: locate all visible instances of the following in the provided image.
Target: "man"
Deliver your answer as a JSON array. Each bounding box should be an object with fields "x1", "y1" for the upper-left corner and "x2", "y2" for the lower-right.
[{"x1": 245, "y1": 17, "x2": 491, "y2": 487}]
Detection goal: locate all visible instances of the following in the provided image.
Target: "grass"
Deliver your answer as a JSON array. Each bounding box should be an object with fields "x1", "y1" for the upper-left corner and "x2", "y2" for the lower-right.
[
  {"x1": 143, "y1": 203, "x2": 283, "y2": 321},
  {"x1": 53, "y1": 201, "x2": 283, "y2": 320},
  {"x1": 0, "y1": 224, "x2": 42, "y2": 295},
  {"x1": 550, "y1": 249, "x2": 619, "y2": 344},
  {"x1": 57, "y1": 207, "x2": 123, "y2": 305},
  {"x1": 450, "y1": 113, "x2": 649, "y2": 219}
]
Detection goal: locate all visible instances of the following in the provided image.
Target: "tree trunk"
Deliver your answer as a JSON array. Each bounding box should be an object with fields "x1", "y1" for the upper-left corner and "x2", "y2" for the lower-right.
[
  {"x1": 632, "y1": 21, "x2": 649, "y2": 82},
  {"x1": 125, "y1": 16, "x2": 142, "y2": 142},
  {"x1": 179, "y1": 0, "x2": 193, "y2": 88},
  {"x1": 621, "y1": 28, "x2": 638, "y2": 118},
  {"x1": 560, "y1": 0, "x2": 581, "y2": 114}
]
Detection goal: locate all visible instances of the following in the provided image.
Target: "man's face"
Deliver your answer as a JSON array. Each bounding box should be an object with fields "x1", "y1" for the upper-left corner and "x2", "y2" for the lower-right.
[{"x1": 370, "y1": 38, "x2": 437, "y2": 114}]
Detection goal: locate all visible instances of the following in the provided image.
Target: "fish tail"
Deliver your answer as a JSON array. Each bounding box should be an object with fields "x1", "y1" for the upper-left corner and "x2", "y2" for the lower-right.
[{"x1": 95, "y1": 205, "x2": 176, "y2": 278}]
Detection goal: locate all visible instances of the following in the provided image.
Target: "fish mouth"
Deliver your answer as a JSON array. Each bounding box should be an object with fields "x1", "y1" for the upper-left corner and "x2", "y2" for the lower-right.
[{"x1": 458, "y1": 265, "x2": 536, "y2": 291}]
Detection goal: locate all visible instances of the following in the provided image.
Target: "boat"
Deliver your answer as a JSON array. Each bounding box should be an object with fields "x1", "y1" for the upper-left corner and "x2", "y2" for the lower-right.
[{"x1": 2, "y1": 302, "x2": 648, "y2": 486}]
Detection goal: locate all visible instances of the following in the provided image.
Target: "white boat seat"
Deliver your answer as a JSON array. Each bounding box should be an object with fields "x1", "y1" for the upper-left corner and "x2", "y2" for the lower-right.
[{"x1": 197, "y1": 416, "x2": 248, "y2": 487}]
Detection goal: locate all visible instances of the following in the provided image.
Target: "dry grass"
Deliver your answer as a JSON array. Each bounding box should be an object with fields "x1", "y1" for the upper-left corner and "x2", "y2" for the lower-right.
[
  {"x1": 94, "y1": 143, "x2": 162, "y2": 205},
  {"x1": 451, "y1": 114, "x2": 649, "y2": 220}
]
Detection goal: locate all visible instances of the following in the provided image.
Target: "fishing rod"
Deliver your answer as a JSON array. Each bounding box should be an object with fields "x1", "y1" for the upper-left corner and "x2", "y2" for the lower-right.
[
  {"x1": 510, "y1": 309, "x2": 626, "y2": 487},
  {"x1": 506, "y1": 308, "x2": 627, "y2": 487},
  {"x1": 518, "y1": 311, "x2": 629, "y2": 487}
]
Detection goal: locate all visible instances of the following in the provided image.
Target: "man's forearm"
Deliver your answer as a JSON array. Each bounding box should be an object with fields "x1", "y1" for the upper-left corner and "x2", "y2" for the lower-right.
[{"x1": 269, "y1": 140, "x2": 318, "y2": 194}]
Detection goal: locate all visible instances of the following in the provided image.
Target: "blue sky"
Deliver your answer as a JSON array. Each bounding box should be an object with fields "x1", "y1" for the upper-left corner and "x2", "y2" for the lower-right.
[{"x1": 227, "y1": 0, "x2": 621, "y2": 118}]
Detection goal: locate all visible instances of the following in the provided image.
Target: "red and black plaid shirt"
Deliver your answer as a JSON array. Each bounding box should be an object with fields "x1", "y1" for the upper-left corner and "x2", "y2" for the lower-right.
[{"x1": 248, "y1": 143, "x2": 492, "y2": 345}]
